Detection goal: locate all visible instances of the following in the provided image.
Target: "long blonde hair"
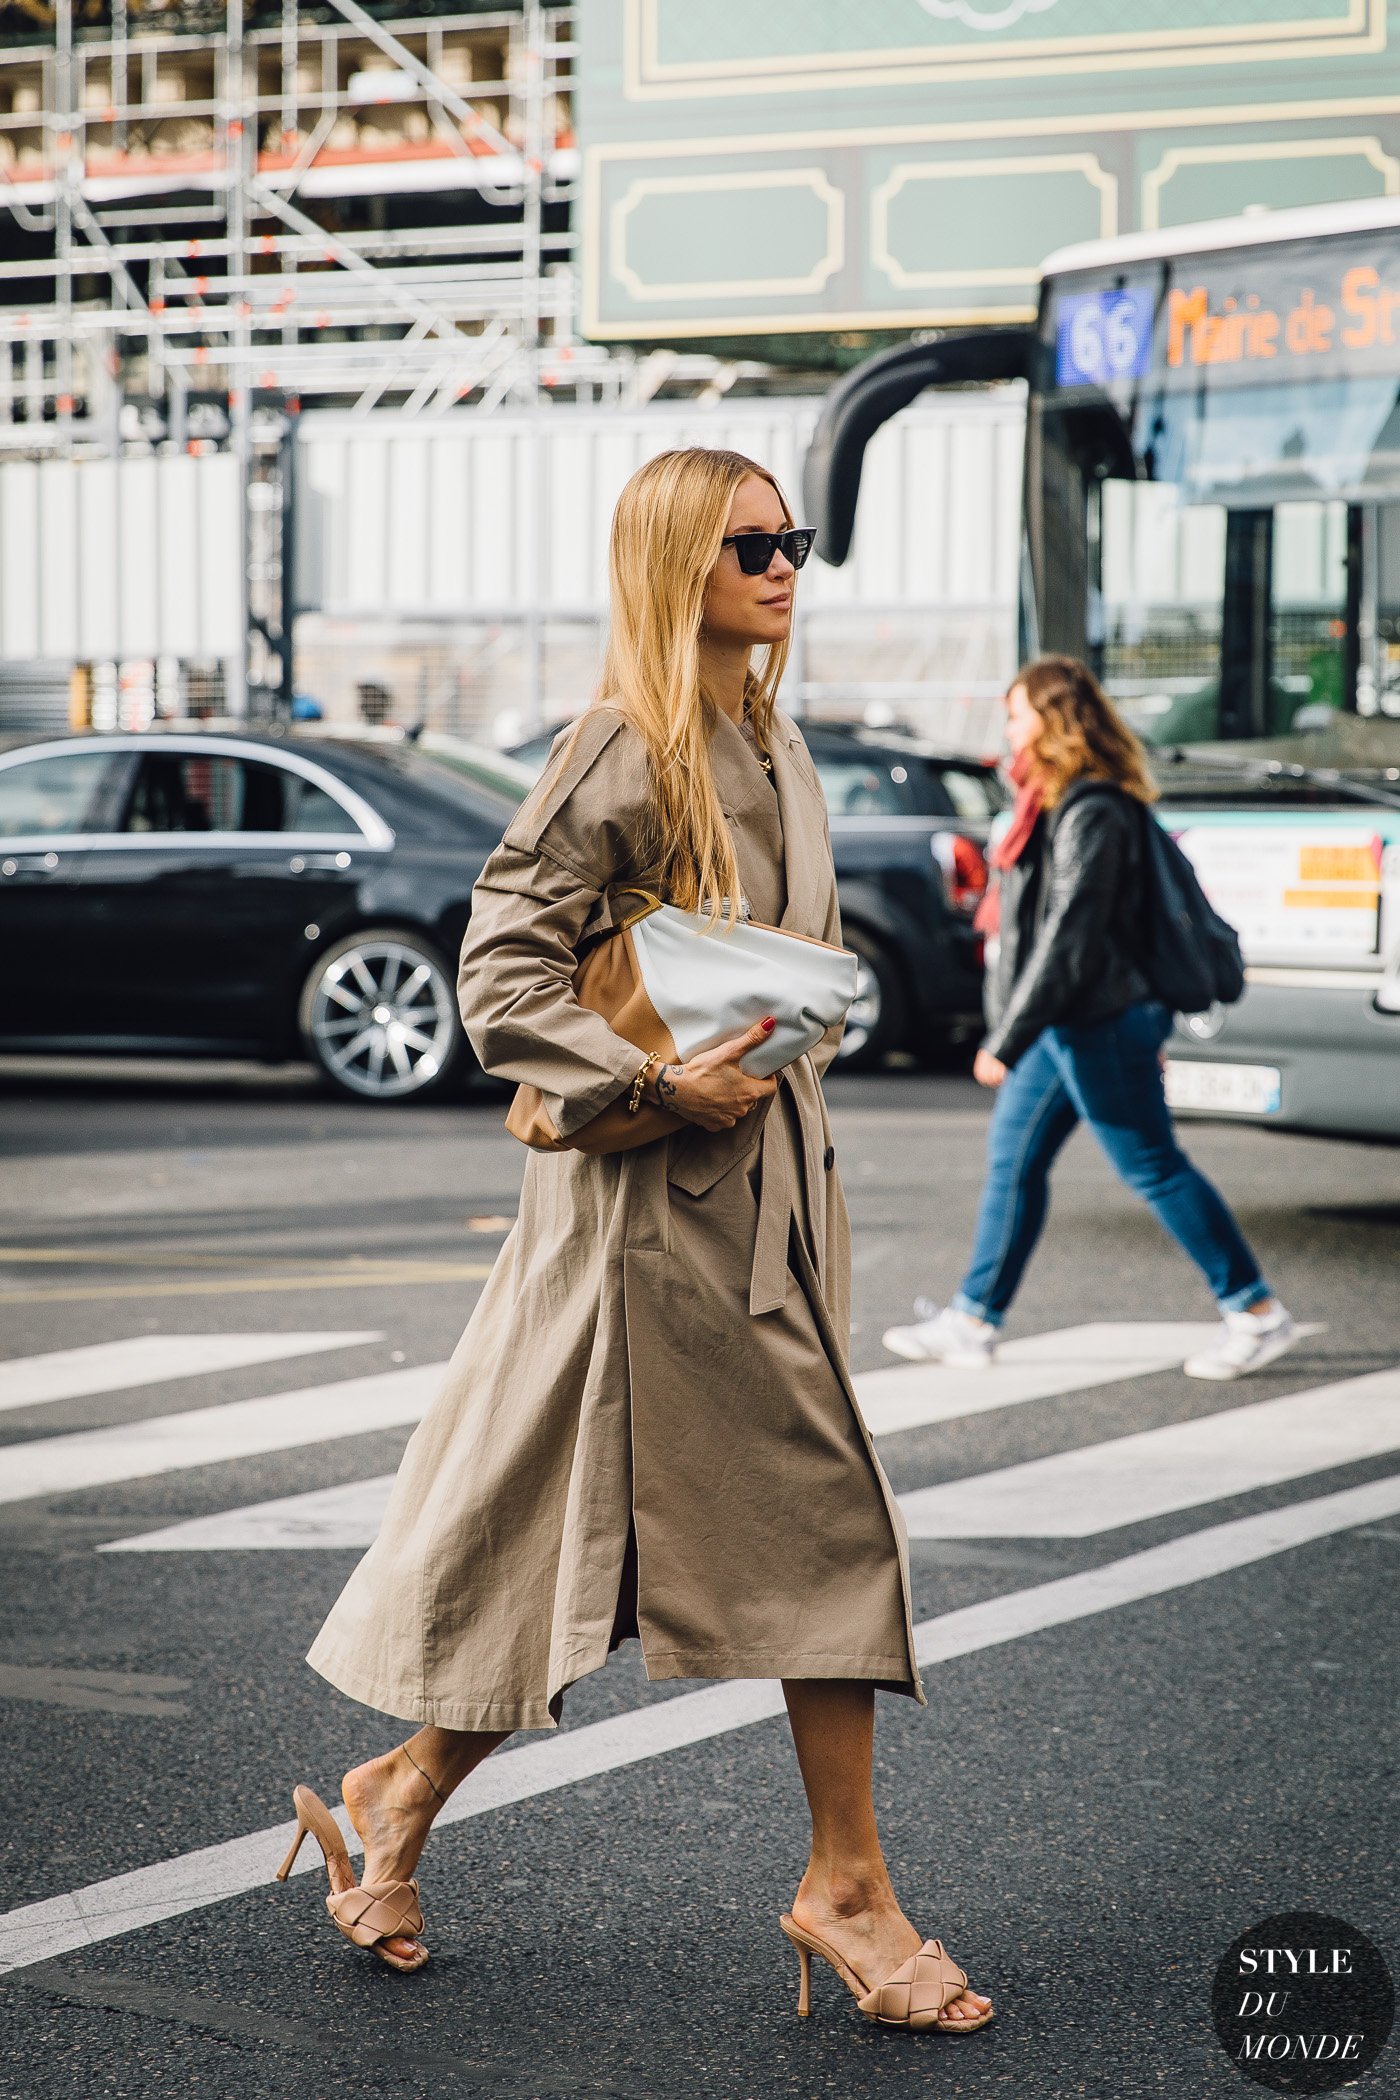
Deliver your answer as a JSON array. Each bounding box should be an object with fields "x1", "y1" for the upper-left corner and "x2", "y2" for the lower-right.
[
  {"x1": 596, "y1": 447, "x2": 793, "y2": 924},
  {"x1": 1017, "y1": 655, "x2": 1158, "y2": 808}
]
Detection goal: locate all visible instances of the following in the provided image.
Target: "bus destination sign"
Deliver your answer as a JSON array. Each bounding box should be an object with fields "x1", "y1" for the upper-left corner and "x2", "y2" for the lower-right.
[
  {"x1": 1052, "y1": 233, "x2": 1400, "y2": 394},
  {"x1": 1055, "y1": 288, "x2": 1155, "y2": 387}
]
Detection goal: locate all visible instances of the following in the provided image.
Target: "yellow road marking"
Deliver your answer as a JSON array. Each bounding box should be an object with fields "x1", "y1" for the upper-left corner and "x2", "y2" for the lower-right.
[
  {"x1": 0, "y1": 1247, "x2": 290, "y2": 1269},
  {"x1": 0, "y1": 1247, "x2": 488, "y2": 1270},
  {"x1": 0, "y1": 1265, "x2": 495, "y2": 1306}
]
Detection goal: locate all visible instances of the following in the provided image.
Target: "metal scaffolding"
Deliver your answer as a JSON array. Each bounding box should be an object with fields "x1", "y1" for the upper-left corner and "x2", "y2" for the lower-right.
[
  {"x1": 2, "y1": 2, "x2": 612, "y2": 434},
  {"x1": 0, "y1": 2, "x2": 779, "y2": 722},
  {"x1": 0, "y1": 4, "x2": 641, "y2": 716}
]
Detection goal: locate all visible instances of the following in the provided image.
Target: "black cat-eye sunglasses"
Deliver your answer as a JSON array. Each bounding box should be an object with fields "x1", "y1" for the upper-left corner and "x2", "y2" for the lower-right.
[{"x1": 720, "y1": 527, "x2": 816, "y2": 575}]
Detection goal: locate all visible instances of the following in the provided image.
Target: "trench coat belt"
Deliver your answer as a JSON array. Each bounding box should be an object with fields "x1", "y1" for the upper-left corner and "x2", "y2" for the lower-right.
[{"x1": 748, "y1": 1063, "x2": 825, "y2": 1318}]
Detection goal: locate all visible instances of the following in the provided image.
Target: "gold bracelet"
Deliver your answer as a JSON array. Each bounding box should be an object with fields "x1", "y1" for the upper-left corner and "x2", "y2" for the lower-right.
[{"x1": 628, "y1": 1052, "x2": 658, "y2": 1115}]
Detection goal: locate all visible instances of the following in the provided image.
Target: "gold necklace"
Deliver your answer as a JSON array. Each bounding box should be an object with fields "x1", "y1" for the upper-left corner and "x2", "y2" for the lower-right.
[{"x1": 742, "y1": 701, "x2": 774, "y2": 773}]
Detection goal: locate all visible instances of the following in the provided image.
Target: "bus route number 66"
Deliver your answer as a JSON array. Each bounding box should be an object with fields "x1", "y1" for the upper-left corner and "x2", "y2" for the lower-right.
[{"x1": 1057, "y1": 288, "x2": 1154, "y2": 388}]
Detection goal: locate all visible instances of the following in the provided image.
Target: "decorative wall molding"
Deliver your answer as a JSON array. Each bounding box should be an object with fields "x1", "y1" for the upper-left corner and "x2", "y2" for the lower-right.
[
  {"x1": 871, "y1": 152, "x2": 1116, "y2": 288},
  {"x1": 624, "y1": 0, "x2": 1383, "y2": 101},
  {"x1": 579, "y1": 2, "x2": 1400, "y2": 338},
  {"x1": 608, "y1": 168, "x2": 845, "y2": 302},
  {"x1": 1141, "y1": 133, "x2": 1400, "y2": 226}
]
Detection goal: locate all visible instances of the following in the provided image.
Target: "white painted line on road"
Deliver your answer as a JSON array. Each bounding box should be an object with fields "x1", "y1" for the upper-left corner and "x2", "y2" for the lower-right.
[
  {"x1": 95, "y1": 1323, "x2": 1326, "y2": 1553},
  {"x1": 101, "y1": 1474, "x2": 397, "y2": 1552},
  {"x1": 901, "y1": 1366, "x2": 1400, "y2": 1538},
  {"x1": 1, "y1": 1467, "x2": 1396, "y2": 1975},
  {"x1": 858, "y1": 1322, "x2": 1231, "y2": 1437},
  {"x1": 0, "y1": 1332, "x2": 383, "y2": 1415},
  {"x1": 0, "y1": 1364, "x2": 443, "y2": 1507},
  {"x1": 96, "y1": 1324, "x2": 1223, "y2": 1549}
]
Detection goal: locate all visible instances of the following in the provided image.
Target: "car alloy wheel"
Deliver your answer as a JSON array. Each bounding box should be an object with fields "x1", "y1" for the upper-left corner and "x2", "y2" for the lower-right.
[
  {"x1": 839, "y1": 956, "x2": 883, "y2": 1062},
  {"x1": 833, "y1": 927, "x2": 907, "y2": 1070},
  {"x1": 301, "y1": 931, "x2": 461, "y2": 1101}
]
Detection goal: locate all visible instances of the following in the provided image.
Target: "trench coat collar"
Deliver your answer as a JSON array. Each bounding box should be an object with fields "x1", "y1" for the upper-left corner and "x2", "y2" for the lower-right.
[
  {"x1": 765, "y1": 711, "x2": 828, "y2": 935},
  {"x1": 709, "y1": 706, "x2": 826, "y2": 935},
  {"x1": 709, "y1": 704, "x2": 773, "y2": 827}
]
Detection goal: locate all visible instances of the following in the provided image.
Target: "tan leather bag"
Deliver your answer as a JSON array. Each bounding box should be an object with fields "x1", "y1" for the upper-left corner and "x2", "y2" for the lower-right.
[{"x1": 504, "y1": 893, "x2": 685, "y2": 1155}]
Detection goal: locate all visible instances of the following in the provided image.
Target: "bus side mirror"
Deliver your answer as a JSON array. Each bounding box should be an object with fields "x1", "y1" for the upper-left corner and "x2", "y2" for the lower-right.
[
  {"x1": 804, "y1": 329, "x2": 1035, "y2": 566},
  {"x1": 1060, "y1": 398, "x2": 1138, "y2": 484}
]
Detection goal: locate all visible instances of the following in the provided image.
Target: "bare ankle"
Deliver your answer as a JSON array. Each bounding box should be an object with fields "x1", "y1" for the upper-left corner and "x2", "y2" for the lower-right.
[{"x1": 798, "y1": 1866, "x2": 895, "y2": 1920}]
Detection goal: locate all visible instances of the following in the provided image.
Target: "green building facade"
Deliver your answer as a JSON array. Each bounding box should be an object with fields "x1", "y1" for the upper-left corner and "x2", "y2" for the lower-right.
[{"x1": 577, "y1": 0, "x2": 1400, "y2": 348}]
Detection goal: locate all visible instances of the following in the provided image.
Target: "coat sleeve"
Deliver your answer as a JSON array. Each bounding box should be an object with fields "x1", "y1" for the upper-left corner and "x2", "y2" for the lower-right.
[
  {"x1": 457, "y1": 711, "x2": 654, "y2": 1140},
  {"x1": 980, "y1": 793, "x2": 1129, "y2": 1068}
]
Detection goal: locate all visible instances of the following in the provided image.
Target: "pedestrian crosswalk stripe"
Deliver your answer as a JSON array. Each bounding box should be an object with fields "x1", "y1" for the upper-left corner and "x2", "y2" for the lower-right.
[
  {"x1": 0, "y1": 1323, "x2": 1344, "y2": 1537},
  {"x1": 90, "y1": 1325, "x2": 1338, "y2": 1552},
  {"x1": 0, "y1": 1363, "x2": 442, "y2": 1508},
  {"x1": 103, "y1": 1364, "x2": 1400, "y2": 1555},
  {"x1": 101, "y1": 1473, "x2": 398, "y2": 1552},
  {"x1": 857, "y1": 1321, "x2": 1229, "y2": 1437},
  {"x1": 900, "y1": 1366, "x2": 1400, "y2": 1539},
  {"x1": 3, "y1": 1468, "x2": 1397, "y2": 1976},
  {"x1": 0, "y1": 1332, "x2": 382, "y2": 1415},
  {"x1": 6, "y1": 1321, "x2": 1209, "y2": 1522}
]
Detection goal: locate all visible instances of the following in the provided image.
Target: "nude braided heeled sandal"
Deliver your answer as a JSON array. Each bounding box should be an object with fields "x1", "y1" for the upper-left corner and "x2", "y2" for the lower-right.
[
  {"x1": 779, "y1": 1913, "x2": 993, "y2": 2034},
  {"x1": 275, "y1": 1783, "x2": 430, "y2": 1974}
]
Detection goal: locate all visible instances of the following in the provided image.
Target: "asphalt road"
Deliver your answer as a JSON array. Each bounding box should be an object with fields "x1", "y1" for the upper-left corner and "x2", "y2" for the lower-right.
[{"x1": 0, "y1": 1057, "x2": 1396, "y2": 2100}]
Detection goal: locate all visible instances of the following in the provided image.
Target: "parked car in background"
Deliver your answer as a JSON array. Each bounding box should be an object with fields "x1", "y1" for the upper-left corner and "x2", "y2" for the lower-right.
[
  {"x1": 1, "y1": 714, "x2": 1003, "y2": 1100},
  {"x1": 510, "y1": 718, "x2": 1006, "y2": 1067},
  {"x1": 0, "y1": 728, "x2": 531, "y2": 1102}
]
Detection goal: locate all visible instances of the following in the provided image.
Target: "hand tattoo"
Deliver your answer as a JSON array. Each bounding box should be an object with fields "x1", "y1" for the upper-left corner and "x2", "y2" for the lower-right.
[{"x1": 653, "y1": 1062, "x2": 681, "y2": 1108}]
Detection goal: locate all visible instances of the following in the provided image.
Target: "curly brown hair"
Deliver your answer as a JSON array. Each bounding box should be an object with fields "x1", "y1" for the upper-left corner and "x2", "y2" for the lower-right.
[{"x1": 1014, "y1": 655, "x2": 1158, "y2": 808}]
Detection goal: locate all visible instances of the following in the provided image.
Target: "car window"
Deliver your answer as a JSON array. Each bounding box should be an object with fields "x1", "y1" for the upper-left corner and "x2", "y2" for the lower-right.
[
  {"x1": 813, "y1": 758, "x2": 917, "y2": 817},
  {"x1": 937, "y1": 766, "x2": 1003, "y2": 823},
  {"x1": 506, "y1": 725, "x2": 574, "y2": 779},
  {"x1": 122, "y1": 753, "x2": 306, "y2": 833},
  {"x1": 415, "y1": 734, "x2": 535, "y2": 804},
  {"x1": 0, "y1": 749, "x2": 112, "y2": 837},
  {"x1": 292, "y1": 779, "x2": 362, "y2": 833}
]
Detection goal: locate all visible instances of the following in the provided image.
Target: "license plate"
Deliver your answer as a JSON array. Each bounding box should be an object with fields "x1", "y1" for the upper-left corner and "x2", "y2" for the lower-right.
[{"x1": 1164, "y1": 1059, "x2": 1282, "y2": 1116}]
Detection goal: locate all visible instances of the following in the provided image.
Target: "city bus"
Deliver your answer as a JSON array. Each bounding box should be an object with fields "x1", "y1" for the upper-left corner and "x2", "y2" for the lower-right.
[{"x1": 804, "y1": 195, "x2": 1400, "y2": 1138}]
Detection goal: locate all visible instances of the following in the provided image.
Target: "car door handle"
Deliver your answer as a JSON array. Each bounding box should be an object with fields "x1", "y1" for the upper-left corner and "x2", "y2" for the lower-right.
[
  {"x1": 1, "y1": 850, "x2": 62, "y2": 877},
  {"x1": 287, "y1": 852, "x2": 354, "y2": 874}
]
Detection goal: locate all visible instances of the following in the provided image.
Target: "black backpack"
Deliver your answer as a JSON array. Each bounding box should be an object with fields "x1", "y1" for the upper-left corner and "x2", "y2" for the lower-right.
[{"x1": 1138, "y1": 805, "x2": 1245, "y2": 1014}]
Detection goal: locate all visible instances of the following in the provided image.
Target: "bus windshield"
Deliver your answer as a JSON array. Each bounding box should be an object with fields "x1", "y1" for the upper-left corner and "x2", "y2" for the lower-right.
[{"x1": 1039, "y1": 214, "x2": 1400, "y2": 748}]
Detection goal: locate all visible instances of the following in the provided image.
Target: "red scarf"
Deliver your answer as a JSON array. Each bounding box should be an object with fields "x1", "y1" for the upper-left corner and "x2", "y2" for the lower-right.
[{"x1": 974, "y1": 749, "x2": 1044, "y2": 937}]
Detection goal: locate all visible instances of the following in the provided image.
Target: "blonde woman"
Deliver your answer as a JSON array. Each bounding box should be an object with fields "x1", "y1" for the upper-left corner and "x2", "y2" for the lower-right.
[
  {"x1": 284, "y1": 449, "x2": 993, "y2": 2036},
  {"x1": 885, "y1": 655, "x2": 1297, "y2": 1381}
]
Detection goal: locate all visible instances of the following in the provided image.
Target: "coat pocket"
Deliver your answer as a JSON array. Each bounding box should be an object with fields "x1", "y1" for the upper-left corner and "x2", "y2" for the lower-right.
[{"x1": 665, "y1": 1108, "x2": 766, "y2": 1197}]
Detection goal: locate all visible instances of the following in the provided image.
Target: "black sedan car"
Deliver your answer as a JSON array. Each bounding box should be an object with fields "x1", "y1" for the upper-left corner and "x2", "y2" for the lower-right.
[
  {"x1": 2, "y1": 728, "x2": 530, "y2": 1102},
  {"x1": 798, "y1": 721, "x2": 1002, "y2": 1066},
  {"x1": 511, "y1": 718, "x2": 1005, "y2": 1068},
  {"x1": 3, "y1": 718, "x2": 1001, "y2": 1100}
]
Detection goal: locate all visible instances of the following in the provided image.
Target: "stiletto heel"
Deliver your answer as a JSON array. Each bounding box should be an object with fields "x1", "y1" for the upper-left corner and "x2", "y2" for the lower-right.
[
  {"x1": 778, "y1": 1913, "x2": 993, "y2": 2034},
  {"x1": 274, "y1": 1816, "x2": 308, "y2": 1882},
  {"x1": 279, "y1": 1784, "x2": 429, "y2": 1974},
  {"x1": 793, "y1": 1937, "x2": 812, "y2": 2017}
]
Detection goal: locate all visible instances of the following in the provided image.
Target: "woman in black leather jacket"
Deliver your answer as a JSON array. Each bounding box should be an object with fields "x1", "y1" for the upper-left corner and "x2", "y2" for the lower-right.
[{"x1": 884, "y1": 656, "x2": 1298, "y2": 1383}]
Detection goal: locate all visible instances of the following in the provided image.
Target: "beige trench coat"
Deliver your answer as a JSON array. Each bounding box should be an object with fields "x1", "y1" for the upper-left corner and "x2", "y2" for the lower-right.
[{"x1": 307, "y1": 705, "x2": 923, "y2": 1731}]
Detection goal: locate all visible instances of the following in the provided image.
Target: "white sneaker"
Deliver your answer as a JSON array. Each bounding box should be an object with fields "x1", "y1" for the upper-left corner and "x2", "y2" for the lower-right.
[
  {"x1": 1184, "y1": 1303, "x2": 1300, "y2": 1381},
  {"x1": 882, "y1": 1299, "x2": 998, "y2": 1369}
]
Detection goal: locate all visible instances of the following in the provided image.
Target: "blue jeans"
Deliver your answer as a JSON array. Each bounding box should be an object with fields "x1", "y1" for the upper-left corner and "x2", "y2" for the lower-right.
[{"x1": 955, "y1": 1002, "x2": 1269, "y2": 1327}]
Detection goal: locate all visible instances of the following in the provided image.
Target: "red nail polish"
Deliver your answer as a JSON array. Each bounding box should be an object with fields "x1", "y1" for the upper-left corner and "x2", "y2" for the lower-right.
[{"x1": 761, "y1": 1016, "x2": 776, "y2": 1033}]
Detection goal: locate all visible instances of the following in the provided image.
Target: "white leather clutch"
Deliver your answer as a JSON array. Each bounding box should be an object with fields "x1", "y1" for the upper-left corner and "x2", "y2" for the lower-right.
[
  {"x1": 505, "y1": 893, "x2": 859, "y2": 1153},
  {"x1": 629, "y1": 903, "x2": 858, "y2": 1078}
]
